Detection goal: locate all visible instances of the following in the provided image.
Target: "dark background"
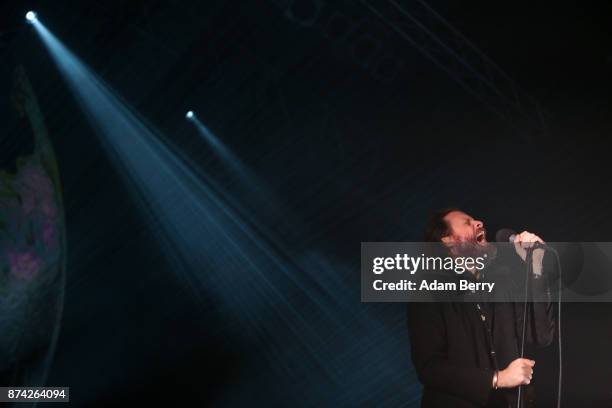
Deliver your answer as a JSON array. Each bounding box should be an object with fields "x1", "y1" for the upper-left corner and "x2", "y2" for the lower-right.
[{"x1": 1, "y1": 0, "x2": 612, "y2": 406}]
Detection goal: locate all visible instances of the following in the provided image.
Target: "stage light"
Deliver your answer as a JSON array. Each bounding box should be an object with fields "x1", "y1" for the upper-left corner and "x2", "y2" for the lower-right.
[
  {"x1": 185, "y1": 110, "x2": 194, "y2": 120},
  {"x1": 25, "y1": 11, "x2": 37, "y2": 22}
]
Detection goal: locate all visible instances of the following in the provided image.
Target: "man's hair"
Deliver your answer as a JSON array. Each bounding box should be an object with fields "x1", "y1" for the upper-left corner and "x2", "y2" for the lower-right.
[{"x1": 424, "y1": 207, "x2": 461, "y2": 242}]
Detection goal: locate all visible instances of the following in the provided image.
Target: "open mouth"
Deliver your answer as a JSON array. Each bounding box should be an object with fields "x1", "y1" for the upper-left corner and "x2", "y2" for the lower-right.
[{"x1": 476, "y1": 230, "x2": 486, "y2": 244}]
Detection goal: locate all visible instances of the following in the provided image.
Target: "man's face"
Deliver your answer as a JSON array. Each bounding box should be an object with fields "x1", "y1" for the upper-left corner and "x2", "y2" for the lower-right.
[{"x1": 441, "y1": 211, "x2": 487, "y2": 245}]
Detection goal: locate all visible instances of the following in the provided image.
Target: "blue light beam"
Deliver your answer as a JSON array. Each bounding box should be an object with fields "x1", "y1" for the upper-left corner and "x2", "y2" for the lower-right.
[
  {"x1": 32, "y1": 19, "x2": 420, "y2": 406},
  {"x1": 30, "y1": 18, "x2": 342, "y2": 382},
  {"x1": 189, "y1": 114, "x2": 254, "y2": 181}
]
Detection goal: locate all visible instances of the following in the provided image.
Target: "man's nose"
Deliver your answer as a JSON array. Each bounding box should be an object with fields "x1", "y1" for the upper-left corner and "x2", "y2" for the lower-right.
[{"x1": 474, "y1": 220, "x2": 483, "y2": 229}]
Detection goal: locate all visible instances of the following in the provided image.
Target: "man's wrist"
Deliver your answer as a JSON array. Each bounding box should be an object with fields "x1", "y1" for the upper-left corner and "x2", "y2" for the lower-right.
[{"x1": 492, "y1": 370, "x2": 499, "y2": 389}]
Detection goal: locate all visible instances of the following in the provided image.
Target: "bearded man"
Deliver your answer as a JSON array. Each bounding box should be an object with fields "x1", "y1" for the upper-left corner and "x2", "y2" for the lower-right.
[{"x1": 407, "y1": 208, "x2": 555, "y2": 407}]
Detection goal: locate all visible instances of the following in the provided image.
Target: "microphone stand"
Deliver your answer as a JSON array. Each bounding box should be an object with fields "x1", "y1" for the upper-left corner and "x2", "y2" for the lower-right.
[
  {"x1": 517, "y1": 248, "x2": 534, "y2": 408},
  {"x1": 516, "y1": 243, "x2": 563, "y2": 408}
]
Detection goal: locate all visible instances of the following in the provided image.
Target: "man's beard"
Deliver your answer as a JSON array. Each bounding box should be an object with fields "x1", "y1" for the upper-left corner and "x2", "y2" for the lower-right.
[{"x1": 449, "y1": 233, "x2": 497, "y2": 261}]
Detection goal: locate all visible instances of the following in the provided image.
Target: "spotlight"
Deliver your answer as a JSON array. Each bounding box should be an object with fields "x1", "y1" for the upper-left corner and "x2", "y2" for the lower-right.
[
  {"x1": 25, "y1": 11, "x2": 37, "y2": 23},
  {"x1": 185, "y1": 110, "x2": 195, "y2": 120}
]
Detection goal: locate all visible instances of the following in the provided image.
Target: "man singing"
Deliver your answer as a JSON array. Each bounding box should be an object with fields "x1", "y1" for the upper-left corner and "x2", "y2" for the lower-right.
[{"x1": 407, "y1": 208, "x2": 555, "y2": 407}]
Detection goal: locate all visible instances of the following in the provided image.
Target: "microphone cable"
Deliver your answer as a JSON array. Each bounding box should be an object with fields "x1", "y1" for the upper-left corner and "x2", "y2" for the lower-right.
[{"x1": 550, "y1": 247, "x2": 562, "y2": 408}]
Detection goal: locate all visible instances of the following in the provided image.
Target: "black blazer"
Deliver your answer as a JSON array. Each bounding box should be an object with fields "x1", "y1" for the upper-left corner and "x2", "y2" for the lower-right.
[{"x1": 407, "y1": 258, "x2": 555, "y2": 407}]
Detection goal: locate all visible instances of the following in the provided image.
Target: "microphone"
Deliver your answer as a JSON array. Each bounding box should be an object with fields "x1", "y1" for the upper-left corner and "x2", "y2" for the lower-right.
[{"x1": 495, "y1": 228, "x2": 517, "y2": 244}]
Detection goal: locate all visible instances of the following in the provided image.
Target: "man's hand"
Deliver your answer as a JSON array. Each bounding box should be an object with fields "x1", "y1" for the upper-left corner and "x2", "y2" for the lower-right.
[
  {"x1": 513, "y1": 231, "x2": 545, "y2": 277},
  {"x1": 497, "y1": 358, "x2": 535, "y2": 388}
]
